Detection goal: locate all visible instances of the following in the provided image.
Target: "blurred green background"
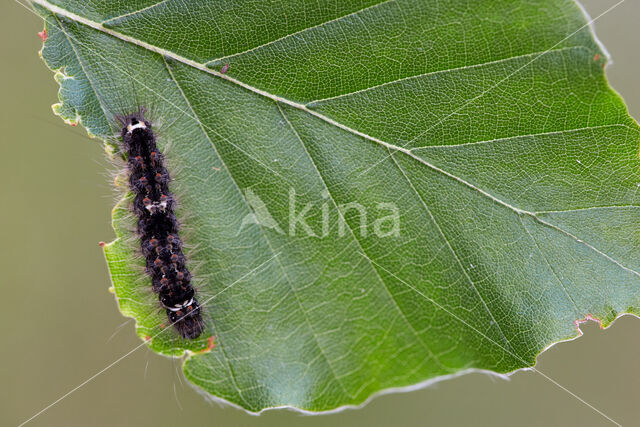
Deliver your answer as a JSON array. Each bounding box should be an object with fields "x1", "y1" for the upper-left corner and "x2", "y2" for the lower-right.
[{"x1": 2, "y1": 1, "x2": 639, "y2": 426}]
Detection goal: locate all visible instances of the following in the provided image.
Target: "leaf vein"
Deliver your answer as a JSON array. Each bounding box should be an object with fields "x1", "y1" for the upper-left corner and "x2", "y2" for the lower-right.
[
  {"x1": 518, "y1": 215, "x2": 581, "y2": 315},
  {"x1": 389, "y1": 150, "x2": 514, "y2": 352},
  {"x1": 54, "y1": 16, "x2": 111, "y2": 128},
  {"x1": 162, "y1": 57, "x2": 254, "y2": 407},
  {"x1": 203, "y1": 0, "x2": 396, "y2": 65},
  {"x1": 276, "y1": 102, "x2": 447, "y2": 371},
  {"x1": 164, "y1": 58, "x2": 353, "y2": 400},
  {"x1": 410, "y1": 124, "x2": 637, "y2": 151},
  {"x1": 307, "y1": 46, "x2": 588, "y2": 106},
  {"x1": 101, "y1": 0, "x2": 171, "y2": 25}
]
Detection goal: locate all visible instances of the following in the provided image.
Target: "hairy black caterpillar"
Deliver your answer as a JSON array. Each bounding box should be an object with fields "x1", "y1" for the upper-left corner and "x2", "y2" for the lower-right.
[{"x1": 120, "y1": 111, "x2": 203, "y2": 339}]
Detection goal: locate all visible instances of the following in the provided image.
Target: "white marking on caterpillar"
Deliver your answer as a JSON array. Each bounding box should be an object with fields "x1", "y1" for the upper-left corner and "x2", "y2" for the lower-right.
[
  {"x1": 126, "y1": 122, "x2": 147, "y2": 133},
  {"x1": 145, "y1": 201, "x2": 168, "y2": 213},
  {"x1": 164, "y1": 298, "x2": 194, "y2": 311}
]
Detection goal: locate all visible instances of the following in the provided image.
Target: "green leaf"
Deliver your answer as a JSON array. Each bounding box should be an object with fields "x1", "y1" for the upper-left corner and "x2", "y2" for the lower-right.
[{"x1": 32, "y1": 0, "x2": 640, "y2": 413}]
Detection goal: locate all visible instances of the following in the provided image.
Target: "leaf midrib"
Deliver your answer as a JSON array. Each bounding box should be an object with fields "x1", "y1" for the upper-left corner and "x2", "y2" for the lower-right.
[{"x1": 35, "y1": 0, "x2": 640, "y2": 292}]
